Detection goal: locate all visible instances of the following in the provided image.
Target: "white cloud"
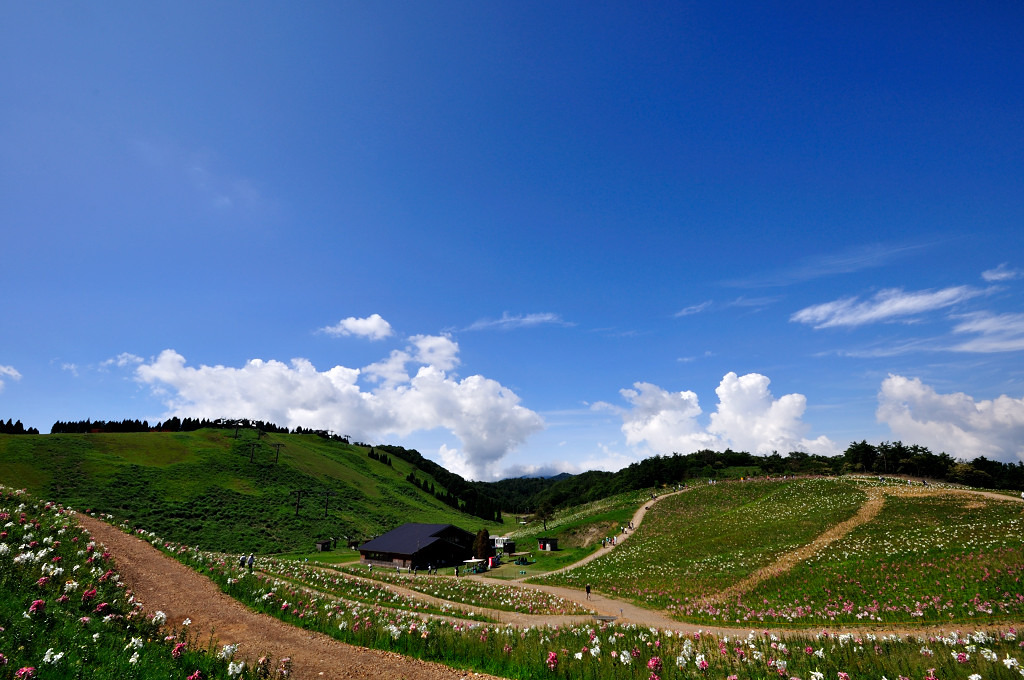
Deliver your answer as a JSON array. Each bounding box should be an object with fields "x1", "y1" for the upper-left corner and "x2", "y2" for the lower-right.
[
  {"x1": 321, "y1": 314, "x2": 394, "y2": 340},
  {"x1": 0, "y1": 365, "x2": 21, "y2": 391},
  {"x1": 101, "y1": 352, "x2": 144, "y2": 369},
  {"x1": 362, "y1": 350, "x2": 412, "y2": 387},
  {"x1": 707, "y1": 372, "x2": 837, "y2": 455},
  {"x1": 724, "y1": 242, "x2": 927, "y2": 288},
  {"x1": 951, "y1": 312, "x2": 1024, "y2": 353},
  {"x1": 465, "y1": 312, "x2": 569, "y2": 331},
  {"x1": 409, "y1": 334, "x2": 460, "y2": 371},
  {"x1": 791, "y1": 286, "x2": 984, "y2": 329},
  {"x1": 674, "y1": 301, "x2": 712, "y2": 317},
  {"x1": 877, "y1": 375, "x2": 1024, "y2": 463},
  {"x1": 982, "y1": 263, "x2": 1023, "y2": 282},
  {"x1": 616, "y1": 382, "x2": 720, "y2": 454},
  {"x1": 611, "y1": 373, "x2": 837, "y2": 456},
  {"x1": 134, "y1": 344, "x2": 543, "y2": 480}
]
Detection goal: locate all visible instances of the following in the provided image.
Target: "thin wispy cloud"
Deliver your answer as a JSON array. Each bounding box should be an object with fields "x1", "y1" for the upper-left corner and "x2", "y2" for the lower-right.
[
  {"x1": 101, "y1": 352, "x2": 144, "y2": 369},
  {"x1": 465, "y1": 312, "x2": 570, "y2": 331},
  {"x1": 674, "y1": 301, "x2": 712, "y2": 317},
  {"x1": 951, "y1": 312, "x2": 1024, "y2": 353},
  {"x1": 723, "y1": 242, "x2": 930, "y2": 288},
  {"x1": 728, "y1": 296, "x2": 782, "y2": 309},
  {"x1": 791, "y1": 286, "x2": 985, "y2": 329},
  {"x1": 982, "y1": 263, "x2": 1023, "y2": 282},
  {"x1": 132, "y1": 139, "x2": 269, "y2": 214},
  {"x1": 0, "y1": 365, "x2": 21, "y2": 392}
]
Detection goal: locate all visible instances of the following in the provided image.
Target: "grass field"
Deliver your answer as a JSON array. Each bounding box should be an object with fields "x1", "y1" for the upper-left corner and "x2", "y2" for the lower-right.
[
  {"x1": 140, "y1": 506, "x2": 1024, "y2": 680},
  {"x1": 9, "y1": 480, "x2": 1024, "y2": 680},
  {"x1": 537, "y1": 478, "x2": 864, "y2": 609},
  {"x1": 721, "y1": 480, "x2": 1024, "y2": 625},
  {"x1": 0, "y1": 430, "x2": 510, "y2": 554},
  {"x1": 0, "y1": 486, "x2": 281, "y2": 680}
]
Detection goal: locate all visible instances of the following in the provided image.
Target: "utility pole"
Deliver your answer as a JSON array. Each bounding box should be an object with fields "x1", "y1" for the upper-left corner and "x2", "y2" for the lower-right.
[
  {"x1": 290, "y1": 490, "x2": 306, "y2": 517},
  {"x1": 272, "y1": 442, "x2": 284, "y2": 463},
  {"x1": 320, "y1": 490, "x2": 338, "y2": 518}
]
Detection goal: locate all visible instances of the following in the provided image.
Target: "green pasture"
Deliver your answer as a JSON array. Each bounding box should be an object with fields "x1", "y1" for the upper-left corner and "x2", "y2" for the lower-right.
[
  {"x1": 537, "y1": 478, "x2": 864, "y2": 609},
  {"x1": 721, "y1": 482, "x2": 1024, "y2": 625},
  {"x1": 0, "y1": 429, "x2": 506, "y2": 554}
]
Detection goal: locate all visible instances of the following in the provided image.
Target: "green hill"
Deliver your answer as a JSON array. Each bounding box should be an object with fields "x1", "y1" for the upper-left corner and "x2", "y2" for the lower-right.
[{"x1": 0, "y1": 428, "x2": 508, "y2": 553}]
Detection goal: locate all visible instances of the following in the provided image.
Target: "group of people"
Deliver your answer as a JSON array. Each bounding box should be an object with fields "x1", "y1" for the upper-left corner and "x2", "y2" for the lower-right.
[{"x1": 238, "y1": 553, "x2": 254, "y2": 570}]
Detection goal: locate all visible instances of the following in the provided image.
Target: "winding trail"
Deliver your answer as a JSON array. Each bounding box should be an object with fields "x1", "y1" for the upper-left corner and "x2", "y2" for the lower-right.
[
  {"x1": 702, "y1": 485, "x2": 886, "y2": 606},
  {"x1": 75, "y1": 481, "x2": 1024, "y2": 679},
  {"x1": 76, "y1": 513, "x2": 507, "y2": 680}
]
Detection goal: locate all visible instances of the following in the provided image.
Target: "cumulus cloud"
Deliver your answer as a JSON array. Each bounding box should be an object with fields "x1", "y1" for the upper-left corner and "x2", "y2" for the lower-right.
[
  {"x1": 409, "y1": 334, "x2": 460, "y2": 371},
  {"x1": 465, "y1": 312, "x2": 569, "y2": 331},
  {"x1": 134, "y1": 340, "x2": 543, "y2": 480},
  {"x1": 791, "y1": 286, "x2": 984, "y2": 329},
  {"x1": 609, "y1": 373, "x2": 837, "y2": 456},
  {"x1": 877, "y1": 374, "x2": 1024, "y2": 463},
  {"x1": 708, "y1": 373, "x2": 837, "y2": 455},
  {"x1": 321, "y1": 314, "x2": 394, "y2": 340},
  {"x1": 0, "y1": 365, "x2": 21, "y2": 391},
  {"x1": 982, "y1": 263, "x2": 1023, "y2": 282},
  {"x1": 614, "y1": 382, "x2": 720, "y2": 454}
]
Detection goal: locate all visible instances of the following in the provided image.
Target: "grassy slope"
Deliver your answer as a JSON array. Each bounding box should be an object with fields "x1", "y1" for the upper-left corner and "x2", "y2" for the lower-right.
[{"x1": 0, "y1": 429, "x2": 508, "y2": 553}]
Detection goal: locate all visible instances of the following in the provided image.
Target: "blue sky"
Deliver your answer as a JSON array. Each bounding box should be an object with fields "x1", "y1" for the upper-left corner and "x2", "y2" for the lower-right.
[{"x1": 2, "y1": 2, "x2": 1023, "y2": 480}]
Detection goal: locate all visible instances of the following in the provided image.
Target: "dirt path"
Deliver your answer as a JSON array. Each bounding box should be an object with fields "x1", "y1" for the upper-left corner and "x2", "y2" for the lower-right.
[
  {"x1": 76, "y1": 481, "x2": 1024, "y2": 676},
  {"x1": 702, "y1": 485, "x2": 886, "y2": 605},
  {"x1": 533, "y1": 489, "x2": 683, "y2": 581},
  {"x1": 76, "y1": 513, "x2": 507, "y2": 680}
]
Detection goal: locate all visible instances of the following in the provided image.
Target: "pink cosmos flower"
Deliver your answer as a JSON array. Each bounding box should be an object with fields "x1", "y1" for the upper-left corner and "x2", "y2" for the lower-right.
[
  {"x1": 28, "y1": 600, "x2": 45, "y2": 615},
  {"x1": 648, "y1": 657, "x2": 663, "y2": 672},
  {"x1": 14, "y1": 668, "x2": 35, "y2": 679},
  {"x1": 172, "y1": 642, "x2": 186, "y2": 659}
]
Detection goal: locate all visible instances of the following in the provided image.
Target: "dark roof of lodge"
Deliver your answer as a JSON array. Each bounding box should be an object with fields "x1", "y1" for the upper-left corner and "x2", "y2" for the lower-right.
[{"x1": 358, "y1": 523, "x2": 468, "y2": 555}]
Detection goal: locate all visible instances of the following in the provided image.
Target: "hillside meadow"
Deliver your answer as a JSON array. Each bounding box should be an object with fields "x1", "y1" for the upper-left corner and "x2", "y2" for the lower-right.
[
  {"x1": 540, "y1": 477, "x2": 1024, "y2": 628},
  {"x1": 0, "y1": 430, "x2": 509, "y2": 554}
]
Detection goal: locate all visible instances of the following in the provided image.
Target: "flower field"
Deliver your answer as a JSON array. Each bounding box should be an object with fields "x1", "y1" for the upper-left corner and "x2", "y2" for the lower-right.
[
  {"x1": 701, "y1": 481, "x2": 1024, "y2": 625},
  {"x1": 103, "y1": 536, "x2": 1024, "y2": 680},
  {"x1": 14, "y1": 480, "x2": 1024, "y2": 680},
  {"x1": 538, "y1": 478, "x2": 865, "y2": 610},
  {"x1": 340, "y1": 564, "x2": 594, "y2": 615},
  {"x1": 0, "y1": 486, "x2": 280, "y2": 680},
  {"x1": 247, "y1": 556, "x2": 498, "y2": 621}
]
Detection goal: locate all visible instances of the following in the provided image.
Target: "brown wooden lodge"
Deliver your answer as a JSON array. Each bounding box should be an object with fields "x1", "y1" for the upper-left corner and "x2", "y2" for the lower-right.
[{"x1": 358, "y1": 523, "x2": 474, "y2": 569}]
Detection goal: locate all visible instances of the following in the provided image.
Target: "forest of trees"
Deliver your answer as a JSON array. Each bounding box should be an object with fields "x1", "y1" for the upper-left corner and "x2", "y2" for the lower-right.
[
  {"x1": 8, "y1": 415, "x2": 1022, "y2": 513},
  {"x1": 378, "y1": 443, "x2": 503, "y2": 523},
  {"x1": 511, "y1": 442, "x2": 1024, "y2": 512},
  {"x1": 0, "y1": 418, "x2": 38, "y2": 435},
  {"x1": 48, "y1": 417, "x2": 292, "y2": 434}
]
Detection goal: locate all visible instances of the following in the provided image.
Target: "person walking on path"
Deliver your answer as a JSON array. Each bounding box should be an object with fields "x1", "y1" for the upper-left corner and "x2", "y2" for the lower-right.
[
  {"x1": 246, "y1": 553, "x2": 255, "y2": 571},
  {"x1": 585, "y1": 584, "x2": 591, "y2": 600}
]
